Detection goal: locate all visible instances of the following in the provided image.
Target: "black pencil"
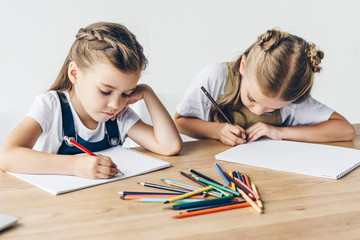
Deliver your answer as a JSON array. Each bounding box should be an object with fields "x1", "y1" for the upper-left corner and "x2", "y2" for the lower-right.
[
  {"x1": 137, "y1": 182, "x2": 192, "y2": 194},
  {"x1": 189, "y1": 168, "x2": 223, "y2": 186},
  {"x1": 179, "y1": 171, "x2": 208, "y2": 187},
  {"x1": 201, "y1": 86, "x2": 232, "y2": 124}
]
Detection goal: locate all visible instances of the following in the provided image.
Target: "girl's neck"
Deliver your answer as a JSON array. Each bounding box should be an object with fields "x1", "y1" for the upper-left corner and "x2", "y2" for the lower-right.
[{"x1": 68, "y1": 90, "x2": 99, "y2": 130}]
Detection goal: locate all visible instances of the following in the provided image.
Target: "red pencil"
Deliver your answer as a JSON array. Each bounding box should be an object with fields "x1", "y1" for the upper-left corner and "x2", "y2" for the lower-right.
[
  {"x1": 63, "y1": 136, "x2": 123, "y2": 175},
  {"x1": 64, "y1": 136, "x2": 96, "y2": 156}
]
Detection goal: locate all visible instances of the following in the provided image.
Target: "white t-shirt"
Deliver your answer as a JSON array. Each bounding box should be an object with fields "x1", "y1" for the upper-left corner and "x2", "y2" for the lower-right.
[
  {"x1": 176, "y1": 63, "x2": 334, "y2": 126},
  {"x1": 27, "y1": 91, "x2": 140, "y2": 154}
]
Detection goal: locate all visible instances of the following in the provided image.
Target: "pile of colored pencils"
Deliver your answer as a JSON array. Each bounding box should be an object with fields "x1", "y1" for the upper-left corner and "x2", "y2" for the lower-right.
[{"x1": 118, "y1": 163, "x2": 263, "y2": 218}]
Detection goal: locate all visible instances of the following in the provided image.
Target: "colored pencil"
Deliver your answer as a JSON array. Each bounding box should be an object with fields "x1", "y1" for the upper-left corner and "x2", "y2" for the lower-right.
[
  {"x1": 165, "y1": 195, "x2": 234, "y2": 210},
  {"x1": 179, "y1": 171, "x2": 208, "y2": 188},
  {"x1": 64, "y1": 135, "x2": 123, "y2": 175},
  {"x1": 201, "y1": 86, "x2": 232, "y2": 124},
  {"x1": 132, "y1": 198, "x2": 203, "y2": 203},
  {"x1": 240, "y1": 173, "x2": 246, "y2": 184},
  {"x1": 244, "y1": 174, "x2": 251, "y2": 188},
  {"x1": 189, "y1": 168, "x2": 223, "y2": 186},
  {"x1": 121, "y1": 195, "x2": 205, "y2": 200},
  {"x1": 237, "y1": 188, "x2": 263, "y2": 214},
  {"x1": 251, "y1": 182, "x2": 264, "y2": 209},
  {"x1": 137, "y1": 182, "x2": 192, "y2": 194},
  {"x1": 117, "y1": 191, "x2": 185, "y2": 196},
  {"x1": 162, "y1": 186, "x2": 213, "y2": 204},
  {"x1": 193, "y1": 175, "x2": 240, "y2": 196},
  {"x1": 214, "y1": 163, "x2": 231, "y2": 186},
  {"x1": 234, "y1": 177, "x2": 260, "y2": 200},
  {"x1": 235, "y1": 171, "x2": 242, "y2": 181},
  {"x1": 229, "y1": 171, "x2": 237, "y2": 191},
  {"x1": 171, "y1": 202, "x2": 250, "y2": 218},
  {"x1": 186, "y1": 201, "x2": 246, "y2": 212},
  {"x1": 222, "y1": 172, "x2": 255, "y2": 199},
  {"x1": 161, "y1": 178, "x2": 222, "y2": 198}
]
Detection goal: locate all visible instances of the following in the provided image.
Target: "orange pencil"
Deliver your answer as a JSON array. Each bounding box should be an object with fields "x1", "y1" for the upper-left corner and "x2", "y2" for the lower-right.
[
  {"x1": 243, "y1": 174, "x2": 251, "y2": 188},
  {"x1": 171, "y1": 202, "x2": 250, "y2": 218}
]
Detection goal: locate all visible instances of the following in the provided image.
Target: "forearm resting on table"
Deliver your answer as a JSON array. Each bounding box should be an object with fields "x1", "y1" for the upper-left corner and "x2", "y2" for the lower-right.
[
  {"x1": 174, "y1": 113, "x2": 222, "y2": 140},
  {"x1": 0, "y1": 146, "x2": 76, "y2": 175},
  {"x1": 280, "y1": 114, "x2": 355, "y2": 142}
]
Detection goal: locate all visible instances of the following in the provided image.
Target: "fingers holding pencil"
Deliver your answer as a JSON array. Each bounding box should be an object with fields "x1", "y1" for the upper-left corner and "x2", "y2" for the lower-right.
[
  {"x1": 219, "y1": 123, "x2": 246, "y2": 146},
  {"x1": 73, "y1": 154, "x2": 122, "y2": 179}
]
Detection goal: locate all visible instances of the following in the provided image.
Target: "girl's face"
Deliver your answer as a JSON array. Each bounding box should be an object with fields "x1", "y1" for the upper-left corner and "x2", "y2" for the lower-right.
[
  {"x1": 239, "y1": 57, "x2": 292, "y2": 116},
  {"x1": 68, "y1": 61, "x2": 140, "y2": 128}
]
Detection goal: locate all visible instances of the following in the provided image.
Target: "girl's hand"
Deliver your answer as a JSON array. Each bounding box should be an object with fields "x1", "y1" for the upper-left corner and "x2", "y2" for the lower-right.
[
  {"x1": 73, "y1": 154, "x2": 119, "y2": 179},
  {"x1": 246, "y1": 122, "x2": 283, "y2": 142},
  {"x1": 111, "y1": 84, "x2": 150, "y2": 121},
  {"x1": 218, "y1": 123, "x2": 246, "y2": 146},
  {"x1": 127, "y1": 84, "x2": 150, "y2": 105}
]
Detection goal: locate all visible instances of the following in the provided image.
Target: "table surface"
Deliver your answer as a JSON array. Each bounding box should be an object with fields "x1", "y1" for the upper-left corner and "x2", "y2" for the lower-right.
[{"x1": 1, "y1": 125, "x2": 360, "y2": 240}]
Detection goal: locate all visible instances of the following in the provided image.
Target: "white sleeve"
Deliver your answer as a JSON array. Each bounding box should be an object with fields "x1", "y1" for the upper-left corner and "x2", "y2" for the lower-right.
[
  {"x1": 176, "y1": 63, "x2": 228, "y2": 121},
  {"x1": 26, "y1": 92, "x2": 58, "y2": 134},
  {"x1": 280, "y1": 97, "x2": 334, "y2": 126},
  {"x1": 117, "y1": 106, "x2": 140, "y2": 143}
]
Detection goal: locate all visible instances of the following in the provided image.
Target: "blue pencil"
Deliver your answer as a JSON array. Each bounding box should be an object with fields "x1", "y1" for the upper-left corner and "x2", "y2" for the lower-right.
[{"x1": 214, "y1": 163, "x2": 231, "y2": 186}]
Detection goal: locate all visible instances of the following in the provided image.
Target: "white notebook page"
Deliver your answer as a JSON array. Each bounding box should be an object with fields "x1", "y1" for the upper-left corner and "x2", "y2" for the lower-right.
[
  {"x1": 8, "y1": 146, "x2": 170, "y2": 195},
  {"x1": 215, "y1": 139, "x2": 360, "y2": 179}
]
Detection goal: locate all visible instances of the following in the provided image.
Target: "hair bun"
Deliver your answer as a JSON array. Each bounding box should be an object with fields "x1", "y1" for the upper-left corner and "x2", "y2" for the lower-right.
[
  {"x1": 257, "y1": 29, "x2": 288, "y2": 52},
  {"x1": 305, "y1": 43, "x2": 324, "y2": 73}
]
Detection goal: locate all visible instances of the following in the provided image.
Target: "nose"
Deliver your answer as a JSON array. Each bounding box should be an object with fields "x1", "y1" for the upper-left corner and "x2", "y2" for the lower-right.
[
  {"x1": 108, "y1": 95, "x2": 127, "y2": 111},
  {"x1": 251, "y1": 105, "x2": 264, "y2": 116}
]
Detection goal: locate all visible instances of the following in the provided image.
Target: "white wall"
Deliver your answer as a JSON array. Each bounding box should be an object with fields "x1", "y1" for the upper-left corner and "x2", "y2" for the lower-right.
[{"x1": 1, "y1": 0, "x2": 359, "y2": 145}]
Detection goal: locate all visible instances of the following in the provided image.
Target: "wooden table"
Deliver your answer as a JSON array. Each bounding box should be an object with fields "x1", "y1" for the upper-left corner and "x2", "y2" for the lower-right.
[{"x1": 1, "y1": 125, "x2": 360, "y2": 239}]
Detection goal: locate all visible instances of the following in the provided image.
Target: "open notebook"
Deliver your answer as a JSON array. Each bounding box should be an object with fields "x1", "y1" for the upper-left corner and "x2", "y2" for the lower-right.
[
  {"x1": 215, "y1": 139, "x2": 360, "y2": 179},
  {"x1": 8, "y1": 147, "x2": 170, "y2": 195}
]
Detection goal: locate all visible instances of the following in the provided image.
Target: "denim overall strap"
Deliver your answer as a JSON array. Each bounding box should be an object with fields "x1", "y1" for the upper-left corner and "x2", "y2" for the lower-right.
[{"x1": 56, "y1": 92, "x2": 121, "y2": 155}]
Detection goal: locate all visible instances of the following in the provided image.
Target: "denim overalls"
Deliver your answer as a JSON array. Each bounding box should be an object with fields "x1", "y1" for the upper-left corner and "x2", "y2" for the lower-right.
[{"x1": 56, "y1": 92, "x2": 121, "y2": 155}]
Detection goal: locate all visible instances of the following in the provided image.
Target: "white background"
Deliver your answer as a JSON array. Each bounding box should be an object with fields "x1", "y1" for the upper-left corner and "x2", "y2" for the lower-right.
[{"x1": 1, "y1": 0, "x2": 359, "y2": 145}]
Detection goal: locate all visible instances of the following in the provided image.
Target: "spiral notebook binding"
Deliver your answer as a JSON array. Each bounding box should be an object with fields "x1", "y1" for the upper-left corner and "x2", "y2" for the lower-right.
[
  {"x1": 118, "y1": 146, "x2": 171, "y2": 165},
  {"x1": 337, "y1": 162, "x2": 360, "y2": 179}
]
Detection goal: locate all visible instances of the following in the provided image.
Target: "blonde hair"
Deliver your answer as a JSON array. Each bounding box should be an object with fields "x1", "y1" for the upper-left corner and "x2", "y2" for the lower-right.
[
  {"x1": 210, "y1": 29, "x2": 324, "y2": 123},
  {"x1": 50, "y1": 22, "x2": 147, "y2": 91}
]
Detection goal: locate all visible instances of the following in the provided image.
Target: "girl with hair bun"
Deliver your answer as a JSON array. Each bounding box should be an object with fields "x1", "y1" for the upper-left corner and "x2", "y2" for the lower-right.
[
  {"x1": 175, "y1": 29, "x2": 355, "y2": 146},
  {"x1": 0, "y1": 22, "x2": 182, "y2": 178}
]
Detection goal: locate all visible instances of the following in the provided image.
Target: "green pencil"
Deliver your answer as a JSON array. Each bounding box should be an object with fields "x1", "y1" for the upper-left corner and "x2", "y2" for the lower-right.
[
  {"x1": 194, "y1": 176, "x2": 240, "y2": 197},
  {"x1": 164, "y1": 195, "x2": 234, "y2": 209}
]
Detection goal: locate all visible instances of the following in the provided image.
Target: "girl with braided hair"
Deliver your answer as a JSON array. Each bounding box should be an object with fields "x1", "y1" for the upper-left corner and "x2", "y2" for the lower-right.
[
  {"x1": 175, "y1": 29, "x2": 355, "y2": 146},
  {"x1": 0, "y1": 22, "x2": 182, "y2": 179}
]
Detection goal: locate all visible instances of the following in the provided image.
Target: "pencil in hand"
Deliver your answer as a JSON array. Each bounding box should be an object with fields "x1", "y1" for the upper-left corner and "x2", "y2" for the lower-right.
[{"x1": 63, "y1": 136, "x2": 124, "y2": 175}]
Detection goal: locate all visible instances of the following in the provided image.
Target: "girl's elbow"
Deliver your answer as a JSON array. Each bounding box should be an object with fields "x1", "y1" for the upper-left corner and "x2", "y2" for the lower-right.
[
  {"x1": 161, "y1": 141, "x2": 183, "y2": 156},
  {"x1": 346, "y1": 126, "x2": 356, "y2": 141}
]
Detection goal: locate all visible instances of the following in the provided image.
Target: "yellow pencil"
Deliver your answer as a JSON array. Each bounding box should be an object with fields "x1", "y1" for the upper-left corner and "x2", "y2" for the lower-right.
[
  {"x1": 229, "y1": 171, "x2": 236, "y2": 191},
  {"x1": 162, "y1": 186, "x2": 213, "y2": 204},
  {"x1": 251, "y1": 182, "x2": 263, "y2": 209},
  {"x1": 237, "y1": 188, "x2": 263, "y2": 214}
]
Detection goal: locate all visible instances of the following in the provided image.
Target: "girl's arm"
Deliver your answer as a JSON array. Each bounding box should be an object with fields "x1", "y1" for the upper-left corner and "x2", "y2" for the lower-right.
[
  {"x1": 0, "y1": 117, "x2": 118, "y2": 178},
  {"x1": 174, "y1": 112, "x2": 246, "y2": 146},
  {"x1": 246, "y1": 112, "x2": 356, "y2": 143},
  {"x1": 126, "y1": 84, "x2": 183, "y2": 155}
]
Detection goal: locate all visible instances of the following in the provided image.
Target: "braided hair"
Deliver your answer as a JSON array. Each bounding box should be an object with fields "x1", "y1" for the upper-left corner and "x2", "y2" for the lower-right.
[
  {"x1": 210, "y1": 28, "x2": 324, "y2": 123},
  {"x1": 50, "y1": 22, "x2": 147, "y2": 91}
]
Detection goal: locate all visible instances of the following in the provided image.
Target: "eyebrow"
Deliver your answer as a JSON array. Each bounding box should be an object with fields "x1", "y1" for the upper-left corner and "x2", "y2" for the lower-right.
[{"x1": 100, "y1": 83, "x2": 116, "y2": 90}]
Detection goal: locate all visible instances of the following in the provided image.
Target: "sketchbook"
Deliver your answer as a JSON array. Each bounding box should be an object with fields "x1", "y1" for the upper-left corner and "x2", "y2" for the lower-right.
[
  {"x1": 215, "y1": 139, "x2": 360, "y2": 179},
  {"x1": 8, "y1": 147, "x2": 170, "y2": 195}
]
